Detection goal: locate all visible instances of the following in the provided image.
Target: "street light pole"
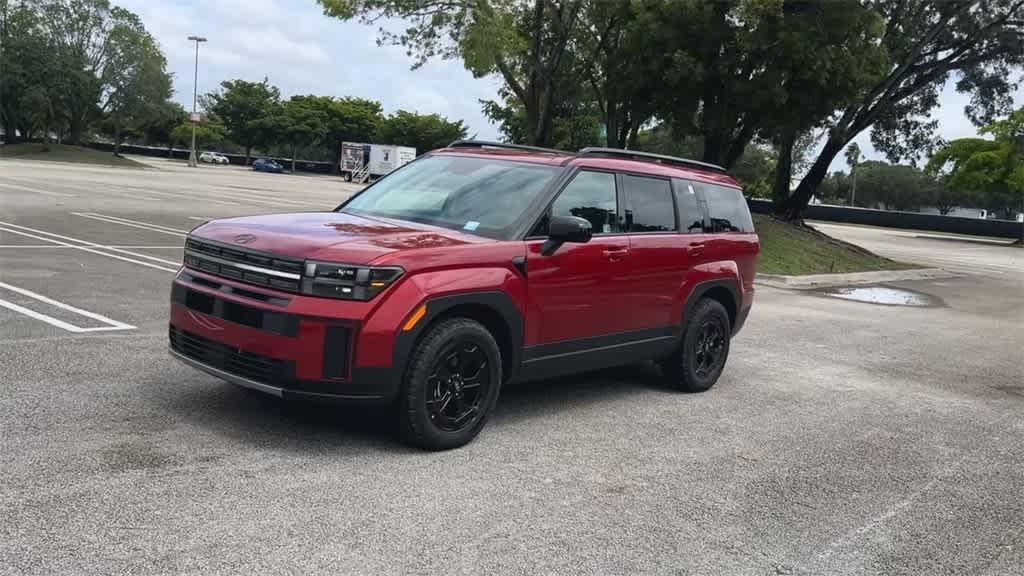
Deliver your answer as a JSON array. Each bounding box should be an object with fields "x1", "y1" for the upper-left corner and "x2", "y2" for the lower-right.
[{"x1": 187, "y1": 35, "x2": 207, "y2": 167}]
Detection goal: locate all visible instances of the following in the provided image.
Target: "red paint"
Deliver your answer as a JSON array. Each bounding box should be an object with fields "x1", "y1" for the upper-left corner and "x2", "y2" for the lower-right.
[{"x1": 170, "y1": 146, "x2": 759, "y2": 394}]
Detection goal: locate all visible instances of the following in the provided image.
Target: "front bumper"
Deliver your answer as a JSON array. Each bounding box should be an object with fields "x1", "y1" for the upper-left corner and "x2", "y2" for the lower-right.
[{"x1": 168, "y1": 269, "x2": 399, "y2": 402}]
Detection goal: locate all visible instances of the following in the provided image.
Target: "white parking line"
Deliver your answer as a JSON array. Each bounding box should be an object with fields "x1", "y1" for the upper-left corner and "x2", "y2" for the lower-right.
[
  {"x1": 0, "y1": 222, "x2": 179, "y2": 272},
  {"x1": 111, "y1": 183, "x2": 318, "y2": 208},
  {"x1": 72, "y1": 212, "x2": 188, "y2": 236},
  {"x1": 0, "y1": 281, "x2": 135, "y2": 333},
  {"x1": 0, "y1": 181, "x2": 77, "y2": 198},
  {"x1": 0, "y1": 245, "x2": 182, "y2": 249}
]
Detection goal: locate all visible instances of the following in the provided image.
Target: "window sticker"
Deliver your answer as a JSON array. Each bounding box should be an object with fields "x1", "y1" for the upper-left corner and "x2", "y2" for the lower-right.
[{"x1": 463, "y1": 221, "x2": 480, "y2": 231}]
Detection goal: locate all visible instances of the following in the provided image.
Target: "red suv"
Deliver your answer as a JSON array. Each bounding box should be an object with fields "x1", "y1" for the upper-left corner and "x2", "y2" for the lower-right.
[{"x1": 169, "y1": 141, "x2": 758, "y2": 449}]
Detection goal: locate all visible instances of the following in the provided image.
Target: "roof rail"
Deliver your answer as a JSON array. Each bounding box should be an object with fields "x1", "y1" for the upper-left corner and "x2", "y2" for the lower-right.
[
  {"x1": 447, "y1": 140, "x2": 570, "y2": 155},
  {"x1": 576, "y1": 147, "x2": 728, "y2": 174}
]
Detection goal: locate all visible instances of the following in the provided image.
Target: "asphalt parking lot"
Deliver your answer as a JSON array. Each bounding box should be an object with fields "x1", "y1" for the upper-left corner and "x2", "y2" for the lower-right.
[{"x1": 2, "y1": 157, "x2": 1022, "y2": 575}]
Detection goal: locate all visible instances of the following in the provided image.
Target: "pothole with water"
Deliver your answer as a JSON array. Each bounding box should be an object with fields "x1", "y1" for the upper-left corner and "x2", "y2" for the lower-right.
[{"x1": 822, "y1": 286, "x2": 941, "y2": 307}]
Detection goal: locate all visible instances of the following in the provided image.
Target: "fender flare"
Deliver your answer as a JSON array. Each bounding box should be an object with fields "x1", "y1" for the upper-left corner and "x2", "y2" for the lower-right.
[
  {"x1": 682, "y1": 278, "x2": 741, "y2": 334},
  {"x1": 390, "y1": 290, "x2": 524, "y2": 382}
]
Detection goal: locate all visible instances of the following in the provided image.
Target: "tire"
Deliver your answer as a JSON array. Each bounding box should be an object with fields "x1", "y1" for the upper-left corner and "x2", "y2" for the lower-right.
[
  {"x1": 398, "y1": 318, "x2": 502, "y2": 450},
  {"x1": 660, "y1": 298, "x2": 731, "y2": 393}
]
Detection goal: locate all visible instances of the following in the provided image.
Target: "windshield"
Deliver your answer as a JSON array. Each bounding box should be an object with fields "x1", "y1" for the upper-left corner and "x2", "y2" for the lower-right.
[{"x1": 340, "y1": 155, "x2": 559, "y2": 237}]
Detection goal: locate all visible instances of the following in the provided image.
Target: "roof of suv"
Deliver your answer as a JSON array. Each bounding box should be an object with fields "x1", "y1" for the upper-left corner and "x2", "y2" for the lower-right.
[{"x1": 431, "y1": 140, "x2": 742, "y2": 189}]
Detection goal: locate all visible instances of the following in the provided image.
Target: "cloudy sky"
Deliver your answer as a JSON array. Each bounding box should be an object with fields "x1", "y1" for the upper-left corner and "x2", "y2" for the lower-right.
[{"x1": 118, "y1": 0, "x2": 1020, "y2": 171}]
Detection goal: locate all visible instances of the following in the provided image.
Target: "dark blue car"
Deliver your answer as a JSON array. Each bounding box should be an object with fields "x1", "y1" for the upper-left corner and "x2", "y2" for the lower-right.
[{"x1": 252, "y1": 158, "x2": 283, "y2": 173}]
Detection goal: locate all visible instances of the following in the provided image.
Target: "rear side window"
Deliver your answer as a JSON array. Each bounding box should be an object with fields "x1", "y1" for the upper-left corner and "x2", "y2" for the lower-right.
[
  {"x1": 704, "y1": 184, "x2": 754, "y2": 233},
  {"x1": 672, "y1": 179, "x2": 705, "y2": 233},
  {"x1": 621, "y1": 174, "x2": 676, "y2": 232}
]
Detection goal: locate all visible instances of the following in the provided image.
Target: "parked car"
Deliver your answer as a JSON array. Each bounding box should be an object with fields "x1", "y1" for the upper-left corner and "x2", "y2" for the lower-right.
[
  {"x1": 199, "y1": 151, "x2": 229, "y2": 164},
  {"x1": 252, "y1": 158, "x2": 283, "y2": 173},
  {"x1": 169, "y1": 141, "x2": 759, "y2": 450}
]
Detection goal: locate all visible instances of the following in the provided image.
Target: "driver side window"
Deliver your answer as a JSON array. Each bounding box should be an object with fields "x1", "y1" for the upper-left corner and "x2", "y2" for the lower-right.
[{"x1": 537, "y1": 171, "x2": 620, "y2": 236}]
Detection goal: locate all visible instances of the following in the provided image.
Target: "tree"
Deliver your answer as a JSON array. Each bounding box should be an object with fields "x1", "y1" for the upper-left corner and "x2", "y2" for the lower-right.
[
  {"x1": 276, "y1": 96, "x2": 327, "y2": 171},
  {"x1": 307, "y1": 96, "x2": 383, "y2": 170},
  {"x1": 845, "y1": 142, "x2": 863, "y2": 206},
  {"x1": 376, "y1": 109, "x2": 467, "y2": 154},
  {"x1": 140, "y1": 101, "x2": 186, "y2": 156},
  {"x1": 99, "y1": 8, "x2": 172, "y2": 155},
  {"x1": 780, "y1": 0, "x2": 1024, "y2": 220},
  {"x1": 612, "y1": 0, "x2": 885, "y2": 181},
  {"x1": 319, "y1": 0, "x2": 585, "y2": 147},
  {"x1": 481, "y1": 83, "x2": 603, "y2": 150},
  {"x1": 1, "y1": 1, "x2": 64, "y2": 145},
  {"x1": 573, "y1": 0, "x2": 653, "y2": 148},
  {"x1": 171, "y1": 118, "x2": 226, "y2": 152},
  {"x1": 928, "y1": 180, "x2": 969, "y2": 216},
  {"x1": 206, "y1": 78, "x2": 281, "y2": 164},
  {"x1": 1, "y1": 0, "x2": 171, "y2": 146},
  {"x1": 817, "y1": 171, "x2": 852, "y2": 205},
  {"x1": 853, "y1": 161, "x2": 933, "y2": 211},
  {"x1": 31, "y1": 0, "x2": 149, "y2": 144},
  {"x1": 927, "y1": 108, "x2": 1024, "y2": 242}
]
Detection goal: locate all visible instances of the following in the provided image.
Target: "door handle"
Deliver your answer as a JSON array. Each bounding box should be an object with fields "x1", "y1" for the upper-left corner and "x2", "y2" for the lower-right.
[
  {"x1": 688, "y1": 241, "x2": 706, "y2": 257},
  {"x1": 603, "y1": 248, "x2": 628, "y2": 261}
]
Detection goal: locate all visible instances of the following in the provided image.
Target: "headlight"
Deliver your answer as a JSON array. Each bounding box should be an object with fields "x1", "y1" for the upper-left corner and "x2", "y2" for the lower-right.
[{"x1": 301, "y1": 261, "x2": 404, "y2": 300}]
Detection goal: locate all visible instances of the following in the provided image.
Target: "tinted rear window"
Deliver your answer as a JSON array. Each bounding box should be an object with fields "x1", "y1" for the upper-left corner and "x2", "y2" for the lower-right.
[
  {"x1": 672, "y1": 179, "x2": 705, "y2": 233},
  {"x1": 621, "y1": 174, "x2": 676, "y2": 232},
  {"x1": 704, "y1": 184, "x2": 754, "y2": 233}
]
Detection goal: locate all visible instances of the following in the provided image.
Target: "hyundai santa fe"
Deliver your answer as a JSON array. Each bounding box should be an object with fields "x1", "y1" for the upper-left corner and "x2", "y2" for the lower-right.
[{"x1": 169, "y1": 141, "x2": 759, "y2": 450}]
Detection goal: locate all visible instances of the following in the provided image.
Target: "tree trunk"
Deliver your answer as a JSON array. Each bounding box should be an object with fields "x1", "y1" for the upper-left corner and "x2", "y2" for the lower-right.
[
  {"x1": 244, "y1": 145, "x2": 252, "y2": 165},
  {"x1": 779, "y1": 134, "x2": 847, "y2": 220},
  {"x1": 113, "y1": 117, "x2": 121, "y2": 156},
  {"x1": 605, "y1": 100, "x2": 619, "y2": 148},
  {"x1": 535, "y1": 81, "x2": 556, "y2": 147},
  {"x1": 772, "y1": 130, "x2": 795, "y2": 208},
  {"x1": 42, "y1": 115, "x2": 51, "y2": 151},
  {"x1": 626, "y1": 115, "x2": 640, "y2": 150},
  {"x1": 69, "y1": 114, "x2": 84, "y2": 145},
  {"x1": 291, "y1": 143, "x2": 297, "y2": 172}
]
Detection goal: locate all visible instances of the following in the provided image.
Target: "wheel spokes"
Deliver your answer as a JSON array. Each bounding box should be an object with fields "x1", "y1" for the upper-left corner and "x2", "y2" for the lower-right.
[{"x1": 424, "y1": 337, "x2": 491, "y2": 432}]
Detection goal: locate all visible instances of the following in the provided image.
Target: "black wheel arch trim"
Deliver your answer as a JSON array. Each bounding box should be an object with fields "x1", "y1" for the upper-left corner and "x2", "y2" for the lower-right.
[
  {"x1": 683, "y1": 278, "x2": 743, "y2": 335},
  {"x1": 391, "y1": 291, "x2": 524, "y2": 387}
]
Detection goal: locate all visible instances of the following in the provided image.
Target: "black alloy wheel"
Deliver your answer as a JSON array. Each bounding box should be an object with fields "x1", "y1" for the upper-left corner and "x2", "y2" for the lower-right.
[
  {"x1": 426, "y1": 340, "x2": 491, "y2": 432},
  {"x1": 400, "y1": 318, "x2": 502, "y2": 450},
  {"x1": 693, "y1": 319, "x2": 726, "y2": 379},
  {"x1": 660, "y1": 298, "x2": 731, "y2": 392}
]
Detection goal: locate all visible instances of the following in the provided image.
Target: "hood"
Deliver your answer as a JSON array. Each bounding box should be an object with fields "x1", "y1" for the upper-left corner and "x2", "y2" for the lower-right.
[{"x1": 191, "y1": 211, "x2": 486, "y2": 265}]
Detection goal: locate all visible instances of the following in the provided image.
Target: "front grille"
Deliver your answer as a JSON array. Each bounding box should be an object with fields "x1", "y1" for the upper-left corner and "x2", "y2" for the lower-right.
[
  {"x1": 184, "y1": 238, "x2": 304, "y2": 293},
  {"x1": 172, "y1": 283, "x2": 299, "y2": 336},
  {"x1": 170, "y1": 326, "x2": 295, "y2": 384}
]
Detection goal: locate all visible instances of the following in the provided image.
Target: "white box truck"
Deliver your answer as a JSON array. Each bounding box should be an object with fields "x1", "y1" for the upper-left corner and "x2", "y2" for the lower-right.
[
  {"x1": 369, "y1": 145, "x2": 416, "y2": 176},
  {"x1": 340, "y1": 142, "x2": 416, "y2": 182}
]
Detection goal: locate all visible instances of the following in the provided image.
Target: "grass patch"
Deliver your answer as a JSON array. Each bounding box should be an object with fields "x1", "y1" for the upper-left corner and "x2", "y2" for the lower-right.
[
  {"x1": 0, "y1": 143, "x2": 145, "y2": 167},
  {"x1": 754, "y1": 214, "x2": 917, "y2": 275}
]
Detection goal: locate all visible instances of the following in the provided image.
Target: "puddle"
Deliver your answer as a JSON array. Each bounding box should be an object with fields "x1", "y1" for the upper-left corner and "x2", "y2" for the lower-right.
[{"x1": 823, "y1": 286, "x2": 940, "y2": 307}]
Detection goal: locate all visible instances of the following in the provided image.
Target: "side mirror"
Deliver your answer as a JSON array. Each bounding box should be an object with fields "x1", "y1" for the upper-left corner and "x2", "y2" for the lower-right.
[{"x1": 541, "y1": 215, "x2": 592, "y2": 256}]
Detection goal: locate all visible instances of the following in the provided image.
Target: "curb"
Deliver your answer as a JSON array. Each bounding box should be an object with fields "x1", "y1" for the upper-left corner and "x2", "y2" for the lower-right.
[{"x1": 754, "y1": 268, "x2": 961, "y2": 290}]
